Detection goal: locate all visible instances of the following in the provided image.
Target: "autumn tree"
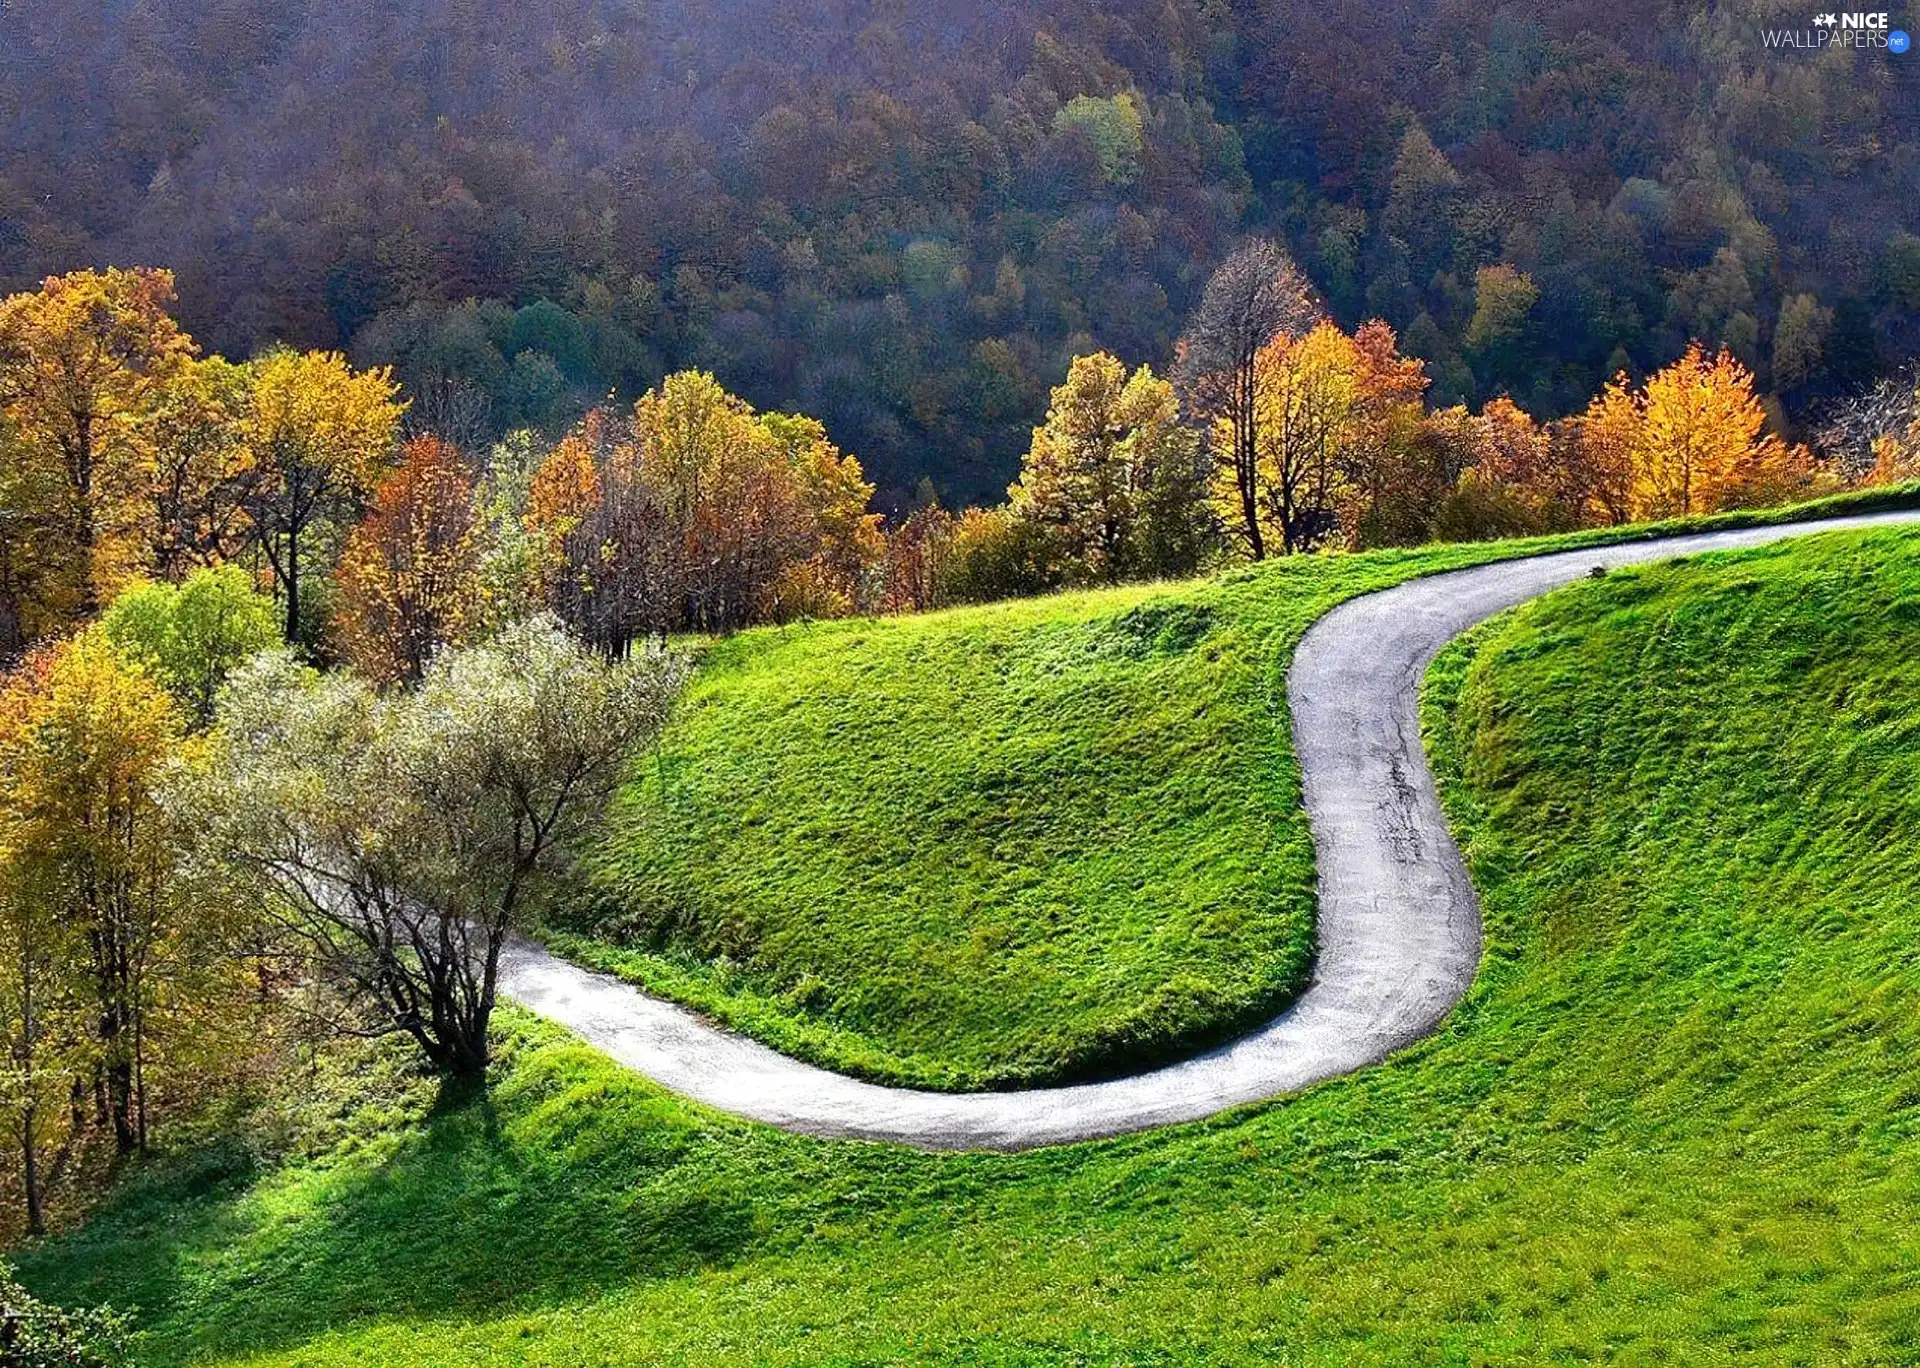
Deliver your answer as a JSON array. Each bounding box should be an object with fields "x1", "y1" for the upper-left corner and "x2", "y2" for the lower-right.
[
  {"x1": 1343, "y1": 407, "x2": 1461, "y2": 549},
  {"x1": 0, "y1": 269, "x2": 194, "y2": 622},
  {"x1": 333, "y1": 436, "x2": 482, "y2": 684},
  {"x1": 1008, "y1": 351, "x2": 1208, "y2": 584},
  {"x1": 1430, "y1": 398, "x2": 1575, "y2": 541},
  {"x1": 1235, "y1": 321, "x2": 1425, "y2": 555},
  {"x1": 524, "y1": 375, "x2": 884, "y2": 643},
  {"x1": 1329, "y1": 321, "x2": 1431, "y2": 547},
  {"x1": 0, "y1": 617, "x2": 261, "y2": 1226},
  {"x1": 0, "y1": 415, "x2": 68, "y2": 656},
  {"x1": 147, "y1": 355, "x2": 255, "y2": 580},
  {"x1": 0, "y1": 633, "x2": 186, "y2": 1154},
  {"x1": 1176, "y1": 241, "x2": 1321, "y2": 559},
  {"x1": 635, "y1": 372, "x2": 807, "y2": 631},
  {"x1": 0, "y1": 653, "x2": 81, "y2": 1235},
  {"x1": 1572, "y1": 374, "x2": 1641, "y2": 525},
  {"x1": 761, "y1": 412, "x2": 884, "y2": 617},
  {"x1": 1814, "y1": 370, "x2": 1920, "y2": 484},
  {"x1": 1872, "y1": 432, "x2": 1920, "y2": 487},
  {"x1": 880, "y1": 503, "x2": 955, "y2": 613},
  {"x1": 239, "y1": 349, "x2": 403, "y2": 644},
  {"x1": 525, "y1": 412, "x2": 675, "y2": 653},
  {"x1": 1634, "y1": 344, "x2": 1803, "y2": 517},
  {"x1": 939, "y1": 504, "x2": 1045, "y2": 603}
]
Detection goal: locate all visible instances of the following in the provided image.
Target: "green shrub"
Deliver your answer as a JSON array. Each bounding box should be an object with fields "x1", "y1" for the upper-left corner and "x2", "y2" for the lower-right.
[{"x1": 100, "y1": 566, "x2": 280, "y2": 724}]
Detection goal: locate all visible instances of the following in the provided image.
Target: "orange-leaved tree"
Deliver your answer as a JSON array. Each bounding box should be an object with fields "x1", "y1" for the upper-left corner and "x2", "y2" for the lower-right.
[
  {"x1": 1430, "y1": 398, "x2": 1573, "y2": 542},
  {"x1": 239, "y1": 348, "x2": 404, "y2": 644},
  {"x1": 1330, "y1": 320, "x2": 1430, "y2": 546},
  {"x1": 524, "y1": 374, "x2": 884, "y2": 644},
  {"x1": 524, "y1": 409, "x2": 675, "y2": 653},
  {"x1": 334, "y1": 435, "x2": 482, "y2": 684},
  {"x1": 1572, "y1": 372, "x2": 1641, "y2": 525},
  {"x1": 880, "y1": 503, "x2": 956, "y2": 612},
  {"x1": 1633, "y1": 343, "x2": 1804, "y2": 517}
]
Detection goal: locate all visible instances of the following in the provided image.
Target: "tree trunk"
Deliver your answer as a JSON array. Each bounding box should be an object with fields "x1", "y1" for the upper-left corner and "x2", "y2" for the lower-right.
[
  {"x1": 418, "y1": 1003, "x2": 492, "y2": 1080},
  {"x1": 21, "y1": 1098, "x2": 42, "y2": 1238},
  {"x1": 1236, "y1": 357, "x2": 1264, "y2": 561},
  {"x1": 132, "y1": 1002, "x2": 148, "y2": 1152},
  {"x1": 19, "y1": 942, "x2": 42, "y2": 1237},
  {"x1": 105, "y1": 1057, "x2": 136, "y2": 1154},
  {"x1": 283, "y1": 529, "x2": 301, "y2": 644},
  {"x1": 71, "y1": 412, "x2": 98, "y2": 618}
]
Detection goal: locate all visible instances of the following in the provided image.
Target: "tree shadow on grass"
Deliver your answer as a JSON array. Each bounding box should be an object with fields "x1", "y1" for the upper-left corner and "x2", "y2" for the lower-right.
[{"x1": 16, "y1": 1027, "x2": 777, "y2": 1362}]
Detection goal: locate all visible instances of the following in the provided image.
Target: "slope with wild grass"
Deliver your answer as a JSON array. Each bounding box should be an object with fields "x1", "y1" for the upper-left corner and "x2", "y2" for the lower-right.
[
  {"x1": 552, "y1": 538, "x2": 1561, "y2": 1092},
  {"x1": 550, "y1": 489, "x2": 1920, "y2": 1093},
  {"x1": 23, "y1": 521, "x2": 1920, "y2": 1363}
]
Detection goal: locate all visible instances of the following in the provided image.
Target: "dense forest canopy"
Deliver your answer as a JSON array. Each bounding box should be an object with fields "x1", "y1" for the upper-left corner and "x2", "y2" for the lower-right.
[{"x1": 3, "y1": 0, "x2": 1916, "y2": 506}]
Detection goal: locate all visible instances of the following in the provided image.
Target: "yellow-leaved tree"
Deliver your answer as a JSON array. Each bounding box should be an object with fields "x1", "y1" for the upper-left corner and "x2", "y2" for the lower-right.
[
  {"x1": 1237, "y1": 321, "x2": 1380, "y2": 554},
  {"x1": 1007, "y1": 351, "x2": 1207, "y2": 585},
  {"x1": 0, "y1": 268, "x2": 195, "y2": 625},
  {"x1": 148, "y1": 354, "x2": 255, "y2": 579},
  {"x1": 633, "y1": 370, "x2": 800, "y2": 631},
  {"x1": 1633, "y1": 343, "x2": 1804, "y2": 517},
  {"x1": 0, "y1": 625, "x2": 255, "y2": 1233},
  {"x1": 239, "y1": 348, "x2": 404, "y2": 643},
  {"x1": 759, "y1": 412, "x2": 884, "y2": 617}
]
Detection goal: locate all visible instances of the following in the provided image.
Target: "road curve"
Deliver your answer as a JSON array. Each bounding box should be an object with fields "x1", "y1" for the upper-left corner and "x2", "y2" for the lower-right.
[{"x1": 500, "y1": 509, "x2": 1920, "y2": 1151}]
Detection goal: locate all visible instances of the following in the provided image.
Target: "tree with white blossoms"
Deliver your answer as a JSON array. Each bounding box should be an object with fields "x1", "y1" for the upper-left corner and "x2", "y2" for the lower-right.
[{"x1": 187, "y1": 616, "x2": 686, "y2": 1078}]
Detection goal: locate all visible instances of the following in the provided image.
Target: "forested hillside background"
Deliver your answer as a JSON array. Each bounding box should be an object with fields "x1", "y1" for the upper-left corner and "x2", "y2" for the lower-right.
[{"x1": 4, "y1": 0, "x2": 1915, "y2": 506}]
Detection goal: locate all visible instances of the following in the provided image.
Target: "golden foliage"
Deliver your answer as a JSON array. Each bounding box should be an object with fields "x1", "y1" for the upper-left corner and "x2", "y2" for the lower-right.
[
  {"x1": 1008, "y1": 351, "x2": 1199, "y2": 583},
  {"x1": 0, "y1": 629, "x2": 249, "y2": 1185},
  {"x1": 0, "y1": 268, "x2": 196, "y2": 619},
  {"x1": 1227, "y1": 320, "x2": 1427, "y2": 554},
  {"x1": 1633, "y1": 343, "x2": 1804, "y2": 517},
  {"x1": 242, "y1": 347, "x2": 405, "y2": 640},
  {"x1": 524, "y1": 374, "x2": 885, "y2": 640}
]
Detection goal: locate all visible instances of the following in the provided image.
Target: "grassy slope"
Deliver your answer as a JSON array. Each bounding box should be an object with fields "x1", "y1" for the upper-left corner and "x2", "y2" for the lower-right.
[
  {"x1": 25, "y1": 519, "x2": 1920, "y2": 1365},
  {"x1": 558, "y1": 485, "x2": 1920, "y2": 1090}
]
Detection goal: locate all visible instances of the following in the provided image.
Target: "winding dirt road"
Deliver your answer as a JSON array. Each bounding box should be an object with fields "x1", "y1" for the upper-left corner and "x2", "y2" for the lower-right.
[{"x1": 500, "y1": 510, "x2": 1920, "y2": 1150}]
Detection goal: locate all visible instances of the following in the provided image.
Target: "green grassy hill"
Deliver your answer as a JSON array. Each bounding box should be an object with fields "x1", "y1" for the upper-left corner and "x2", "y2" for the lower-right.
[
  {"x1": 551, "y1": 491, "x2": 1920, "y2": 1090},
  {"x1": 23, "y1": 519, "x2": 1920, "y2": 1364},
  {"x1": 550, "y1": 533, "x2": 1644, "y2": 1089},
  {"x1": 556, "y1": 545, "x2": 1506, "y2": 1090}
]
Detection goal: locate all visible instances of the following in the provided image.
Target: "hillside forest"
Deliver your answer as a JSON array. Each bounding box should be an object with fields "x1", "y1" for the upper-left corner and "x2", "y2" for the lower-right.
[{"x1": 4, "y1": 0, "x2": 1920, "y2": 508}]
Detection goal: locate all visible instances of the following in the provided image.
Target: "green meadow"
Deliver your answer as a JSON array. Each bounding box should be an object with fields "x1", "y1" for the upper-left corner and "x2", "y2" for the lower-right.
[{"x1": 21, "y1": 510, "x2": 1920, "y2": 1364}]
